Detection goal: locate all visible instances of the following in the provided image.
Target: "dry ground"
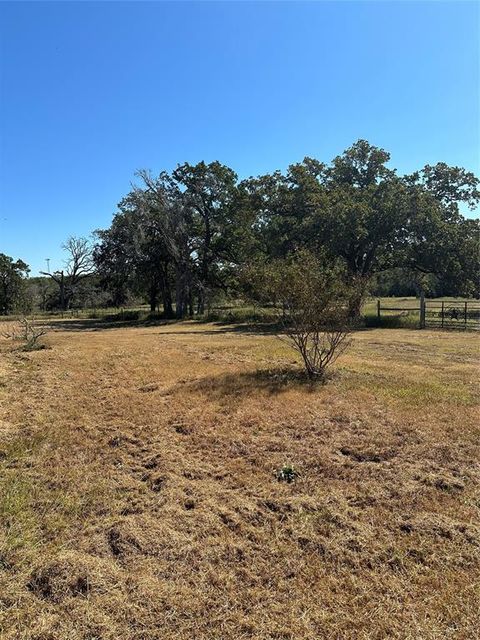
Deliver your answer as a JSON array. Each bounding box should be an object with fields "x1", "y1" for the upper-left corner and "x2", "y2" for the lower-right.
[{"x1": 0, "y1": 320, "x2": 479, "y2": 639}]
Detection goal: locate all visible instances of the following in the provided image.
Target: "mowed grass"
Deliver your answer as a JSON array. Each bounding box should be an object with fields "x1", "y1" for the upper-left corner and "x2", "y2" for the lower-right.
[{"x1": 0, "y1": 321, "x2": 479, "y2": 639}]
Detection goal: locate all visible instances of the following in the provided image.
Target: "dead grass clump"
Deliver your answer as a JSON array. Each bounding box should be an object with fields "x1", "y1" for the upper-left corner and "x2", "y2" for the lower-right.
[
  {"x1": 106, "y1": 524, "x2": 143, "y2": 559},
  {"x1": 27, "y1": 551, "x2": 120, "y2": 604},
  {"x1": 400, "y1": 513, "x2": 480, "y2": 546},
  {"x1": 421, "y1": 472, "x2": 466, "y2": 493},
  {"x1": 146, "y1": 474, "x2": 165, "y2": 492},
  {"x1": 339, "y1": 446, "x2": 396, "y2": 463},
  {"x1": 138, "y1": 383, "x2": 159, "y2": 393}
]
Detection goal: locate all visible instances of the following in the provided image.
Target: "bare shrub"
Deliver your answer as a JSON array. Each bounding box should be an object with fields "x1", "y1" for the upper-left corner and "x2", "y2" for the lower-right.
[
  {"x1": 2, "y1": 316, "x2": 49, "y2": 351},
  {"x1": 285, "y1": 322, "x2": 351, "y2": 381},
  {"x1": 245, "y1": 250, "x2": 358, "y2": 381}
]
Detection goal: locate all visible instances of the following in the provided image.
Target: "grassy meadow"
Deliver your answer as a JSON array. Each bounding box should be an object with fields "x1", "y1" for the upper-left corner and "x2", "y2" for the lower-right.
[{"x1": 0, "y1": 318, "x2": 479, "y2": 639}]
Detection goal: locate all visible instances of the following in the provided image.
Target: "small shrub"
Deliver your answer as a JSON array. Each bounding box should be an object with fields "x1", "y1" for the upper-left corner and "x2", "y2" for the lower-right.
[
  {"x1": 276, "y1": 464, "x2": 300, "y2": 483},
  {"x1": 2, "y1": 317, "x2": 49, "y2": 351},
  {"x1": 245, "y1": 250, "x2": 357, "y2": 381}
]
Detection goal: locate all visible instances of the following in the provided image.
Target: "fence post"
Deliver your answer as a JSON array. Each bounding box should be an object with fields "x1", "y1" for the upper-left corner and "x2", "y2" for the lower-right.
[
  {"x1": 441, "y1": 301, "x2": 444, "y2": 329},
  {"x1": 464, "y1": 301, "x2": 468, "y2": 329},
  {"x1": 377, "y1": 299, "x2": 381, "y2": 323},
  {"x1": 419, "y1": 293, "x2": 426, "y2": 329}
]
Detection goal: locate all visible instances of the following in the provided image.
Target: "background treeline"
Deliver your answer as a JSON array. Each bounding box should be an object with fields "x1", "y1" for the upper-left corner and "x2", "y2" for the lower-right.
[{"x1": 2, "y1": 140, "x2": 479, "y2": 317}]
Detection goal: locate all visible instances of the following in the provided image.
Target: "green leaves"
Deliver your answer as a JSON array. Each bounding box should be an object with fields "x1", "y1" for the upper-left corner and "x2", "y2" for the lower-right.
[
  {"x1": 0, "y1": 253, "x2": 30, "y2": 315},
  {"x1": 93, "y1": 140, "x2": 479, "y2": 314},
  {"x1": 418, "y1": 162, "x2": 480, "y2": 210}
]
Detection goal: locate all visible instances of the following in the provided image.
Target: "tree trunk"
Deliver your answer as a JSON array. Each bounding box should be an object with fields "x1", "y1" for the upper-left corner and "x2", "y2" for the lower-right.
[
  {"x1": 159, "y1": 263, "x2": 173, "y2": 318},
  {"x1": 175, "y1": 264, "x2": 187, "y2": 319},
  {"x1": 347, "y1": 275, "x2": 369, "y2": 320},
  {"x1": 149, "y1": 283, "x2": 158, "y2": 312},
  {"x1": 162, "y1": 287, "x2": 173, "y2": 318},
  {"x1": 59, "y1": 272, "x2": 66, "y2": 311},
  {"x1": 197, "y1": 292, "x2": 205, "y2": 315},
  {"x1": 347, "y1": 295, "x2": 363, "y2": 319}
]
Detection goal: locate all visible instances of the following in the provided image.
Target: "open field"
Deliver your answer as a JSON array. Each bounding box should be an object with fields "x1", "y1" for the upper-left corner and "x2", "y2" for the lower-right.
[{"x1": 0, "y1": 320, "x2": 479, "y2": 639}]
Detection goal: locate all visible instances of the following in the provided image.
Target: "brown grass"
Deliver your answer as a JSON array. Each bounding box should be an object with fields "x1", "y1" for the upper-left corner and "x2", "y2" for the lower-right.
[{"x1": 0, "y1": 321, "x2": 479, "y2": 639}]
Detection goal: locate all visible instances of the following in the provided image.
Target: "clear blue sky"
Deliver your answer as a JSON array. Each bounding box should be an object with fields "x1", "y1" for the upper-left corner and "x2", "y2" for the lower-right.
[{"x1": 0, "y1": 1, "x2": 478, "y2": 275}]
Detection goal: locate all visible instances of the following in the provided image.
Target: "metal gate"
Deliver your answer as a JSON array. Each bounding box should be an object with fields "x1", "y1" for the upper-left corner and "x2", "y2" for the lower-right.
[
  {"x1": 375, "y1": 299, "x2": 480, "y2": 330},
  {"x1": 424, "y1": 300, "x2": 480, "y2": 330}
]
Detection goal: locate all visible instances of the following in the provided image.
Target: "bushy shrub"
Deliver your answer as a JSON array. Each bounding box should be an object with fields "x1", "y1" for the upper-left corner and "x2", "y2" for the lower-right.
[{"x1": 244, "y1": 250, "x2": 359, "y2": 380}]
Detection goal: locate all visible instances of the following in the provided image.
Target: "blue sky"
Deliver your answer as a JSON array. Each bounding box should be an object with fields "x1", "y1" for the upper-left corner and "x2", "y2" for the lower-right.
[{"x1": 0, "y1": 1, "x2": 478, "y2": 275}]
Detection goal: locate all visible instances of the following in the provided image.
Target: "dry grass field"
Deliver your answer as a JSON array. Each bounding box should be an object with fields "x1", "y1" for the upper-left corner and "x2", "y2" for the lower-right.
[{"x1": 0, "y1": 320, "x2": 479, "y2": 639}]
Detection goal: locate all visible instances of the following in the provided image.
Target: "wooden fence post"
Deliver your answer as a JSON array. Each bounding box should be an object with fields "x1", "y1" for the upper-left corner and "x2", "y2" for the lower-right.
[
  {"x1": 441, "y1": 301, "x2": 444, "y2": 329},
  {"x1": 465, "y1": 301, "x2": 468, "y2": 329},
  {"x1": 420, "y1": 293, "x2": 426, "y2": 329},
  {"x1": 377, "y1": 299, "x2": 381, "y2": 323}
]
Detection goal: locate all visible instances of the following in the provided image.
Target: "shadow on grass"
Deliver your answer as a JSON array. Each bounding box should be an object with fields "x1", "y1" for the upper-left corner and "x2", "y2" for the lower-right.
[
  {"x1": 47, "y1": 314, "x2": 396, "y2": 337},
  {"x1": 175, "y1": 366, "x2": 324, "y2": 401},
  {"x1": 48, "y1": 316, "x2": 283, "y2": 335},
  {"x1": 48, "y1": 317, "x2": 171, "y2": 332},
  {"x1": 149, "y1": 321, "x2": 283, "y2": 337}
]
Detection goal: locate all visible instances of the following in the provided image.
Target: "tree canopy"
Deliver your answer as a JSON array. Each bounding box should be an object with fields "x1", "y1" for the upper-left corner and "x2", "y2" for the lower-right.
[
  {"x1": 91, "y1": 141, "x2": 479, "y2": 317},
  {"x1": 0, "y1": 253, "x2": 30, "y2": 315},
  {"x1": 3, "y1": 140, "x2": 478, "y2": 316}
]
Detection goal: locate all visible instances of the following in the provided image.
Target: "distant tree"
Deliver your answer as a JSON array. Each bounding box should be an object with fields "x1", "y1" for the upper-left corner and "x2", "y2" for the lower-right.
[
  {"x1": 401, "y1": 164, "x2": 480, "y2": 295},
  {"x1": 26, "y1": 277, "x2": 57, "y2": 311},
  {"x1": 136, "y1": 162, "x2": 247, "y2": 317},
  {"x1": 133, "y1": 170, "x2": 195, "y2": 317},
  {"x1": 0, "y1": 253, "x2": 30, "y2": 315},
  {"x1": 299, "y1": 141, "x2": 410, "y2": 315},
  {"x1": 69, "y1": 275, "x2": 110, "y2": 310},
  {"x1": 91, "y1": 141, "x2": 480, "y2": 323},
  {"x1": 41, "y1": 236, "x2": 94, "y2": 310},
  {"x1": 258, "y1": 141, "x2": 480, "y2": 314},
  {"x1": 170, "y1": 161, "x2": 239, "y2": 313},
  {"x1": 94, "y1": 213, "x2": 137, "y2": 307},
  {"x1": 370, "y1": 268, "x2": 437, "y2": 298},
  {"x1": 237, "y1": 170, "x2": 296, "y2": 260},
  {"x1": 95, "y1": 194, "x2": 174, "y2": 314}
]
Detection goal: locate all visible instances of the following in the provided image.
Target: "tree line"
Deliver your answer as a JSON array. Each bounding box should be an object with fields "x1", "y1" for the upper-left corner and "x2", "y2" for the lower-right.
[{"x1": 2, "y1": 140, "x2": 479, "y2": 317}]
